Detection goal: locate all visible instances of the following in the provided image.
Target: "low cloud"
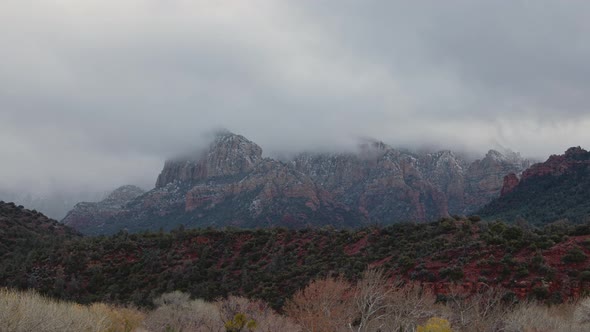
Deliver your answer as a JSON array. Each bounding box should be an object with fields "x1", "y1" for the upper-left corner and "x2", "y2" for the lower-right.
[{"x1": 1, "y1": 0, "x2": 589, "y2": 194}]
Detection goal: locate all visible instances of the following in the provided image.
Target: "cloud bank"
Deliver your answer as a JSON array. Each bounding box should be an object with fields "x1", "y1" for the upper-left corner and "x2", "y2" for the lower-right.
[{"x1": 1, "y1": 0, "x2": 589, "y2": 193}]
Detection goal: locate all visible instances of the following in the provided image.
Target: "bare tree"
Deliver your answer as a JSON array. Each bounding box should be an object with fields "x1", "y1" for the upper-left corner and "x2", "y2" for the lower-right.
[
  {"x1": 383, "y1": 281, "x2": 440, "y2": 331},
  {"x1": 349, "y1": 269, "x2": 441, "y2": 332},
  {"x1": 349, "y1": 269, "x2": 392, "y2": 332},
  {"x1": 445, "y1": 284, "x2": 512, "y2": 331},
  {"x1": 143, "y1": 291, "x2": 222, "y2": 332},
  {"x1": 284, "y1": 276, "x2": 354, "y2": 332}
]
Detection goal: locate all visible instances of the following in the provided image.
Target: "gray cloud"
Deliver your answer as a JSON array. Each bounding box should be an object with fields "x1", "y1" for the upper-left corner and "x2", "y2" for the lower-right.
[{"x1": 1, "y1": 0, "x2": 589, "y2": 195}]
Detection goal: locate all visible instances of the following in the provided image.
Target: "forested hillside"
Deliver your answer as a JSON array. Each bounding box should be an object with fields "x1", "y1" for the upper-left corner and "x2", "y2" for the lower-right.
[{"x1": 6, "y1": 204, "x2": 590, "y2": 310}]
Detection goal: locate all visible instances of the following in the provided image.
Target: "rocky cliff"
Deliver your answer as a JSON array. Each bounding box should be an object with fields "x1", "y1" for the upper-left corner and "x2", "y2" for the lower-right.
[
  {"x1": 463, "y1": 149, "x2": 532, "y2": 209},
  {"x1": 500, "y1": 173, "x2": 520, "y2": 196},
  {"x1": 520, "y1": 146, "x2": 589, "y2": 181},
  {"x1": 292, "y1": 142, "x2": 530, "y2": 222},
  {"x1": 479, "y1": 147, "x2": 590, "y2": 224},
  {"x1": 62, "y1": 132, "x2": 533, "y2": 234},
  {"x1": 155, "y1": 133, "x2": 263, "y2": 188}
]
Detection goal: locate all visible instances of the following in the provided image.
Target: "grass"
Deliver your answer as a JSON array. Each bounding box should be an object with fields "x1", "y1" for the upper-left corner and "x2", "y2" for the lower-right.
[
  {"x1": 3, "y1": 284, "x2": 590, "y2": 331},
  {"x1": 0, "y1": 288, "x2": 144, "y2": 332}
]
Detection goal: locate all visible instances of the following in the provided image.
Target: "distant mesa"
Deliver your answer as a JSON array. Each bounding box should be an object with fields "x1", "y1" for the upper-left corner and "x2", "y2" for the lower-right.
[{"x1": 61, "y1": 131, "x2": 535, "y2": 235}]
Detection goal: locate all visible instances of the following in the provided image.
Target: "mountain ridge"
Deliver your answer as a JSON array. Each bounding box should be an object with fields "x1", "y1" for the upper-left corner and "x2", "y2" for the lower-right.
[
  {"x1": 479, "y1": 146, "x2": 590, "y2": 224},
  {"x1": 62, "y1": 132, "x2": 533, "y2": 235}
]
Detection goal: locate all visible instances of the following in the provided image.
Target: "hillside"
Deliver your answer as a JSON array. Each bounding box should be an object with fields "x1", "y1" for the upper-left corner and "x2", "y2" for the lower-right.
[
  {"x1": 479, "y1": 147, "x2": 590, "y2": 224},
  {"x1": 0, "y1": 201, "x2": 80, "y2": 293},
  {"x1": 0, "y1": 201, "x2": 79, "y2": 258},
  {"x1": 7, "y1": 215, "x2": 590, "y2": 309},
  {"x1": 63, "y1": 131, "x2": 531, "y2": 235}
]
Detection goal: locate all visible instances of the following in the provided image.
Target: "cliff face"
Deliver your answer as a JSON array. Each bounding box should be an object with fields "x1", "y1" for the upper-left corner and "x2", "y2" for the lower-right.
[
  {"x1": 155, "y1": 133, "x2": 263, "y2": 188},
  {"x1": 500, "y1": 173, "x2": 520, "y2": 196},
  {"x1": 291, "y1": 145, "x2": 456, "y2": 222},
  {"x1": 292, "y1": 144, "x2": 530, "y2": 222},
  {"x1": 498, "y1": 146, "x2": 590, "y2": 197},
  {"x1": 463, "y1": 150, "x2": 532, "y2": 209},
  {"x1": 62, "y1": 132, "x2": 533, "y2": 234},
  {"x1": 479, "y1": 147, "x2": 590, "y2": 224},
  {"x1": 520, "y1": 147, "x2": 590, "y2": 181}
]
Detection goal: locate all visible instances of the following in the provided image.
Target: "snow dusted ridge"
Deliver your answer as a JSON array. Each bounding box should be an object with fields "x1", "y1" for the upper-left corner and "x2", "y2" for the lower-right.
[
  {"x1": 61, "y1": 185, "x2": 145, "y2": 231},
  {"x1": 62, "y1": 131, "x2": 535, "y2": 234},
  {"x1": 155, "y1": 132, "x2": 263, "y2": 188}
]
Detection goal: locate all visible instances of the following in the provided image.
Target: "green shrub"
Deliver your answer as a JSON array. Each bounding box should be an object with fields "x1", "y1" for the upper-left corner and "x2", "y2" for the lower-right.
[
  {"x1": 530, "y1": 287, "x2": 549, "y2": 300},
  {"x1": 515, "y1": 267, "x2": 530, "y2": 278},
  {"x1": 562, "y1": 248, "x2": 588, "y2": 263},
  {"x1": 439, "y1": 266, "x2": 464, "y2": 281},
  {"x1": 579, "y1": 271, "x2": 590, "y2": 281},
  {"x1": 468, "y1": 215, "x2": 482, "y2": 222}
]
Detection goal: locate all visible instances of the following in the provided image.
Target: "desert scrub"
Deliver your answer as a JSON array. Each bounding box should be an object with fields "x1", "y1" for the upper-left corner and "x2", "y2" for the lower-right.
[
  {"x1": 562, "y1": 248, "x2": 588, "y2": 263},
  {"x1": 142, "y1": 291, "x2": 221, "y2": 332},
  {"x1": 143, "y1": 292, "x2": 300, "y2": 332},
  {"x1": 503, "y1": 299, "x2": 590, "y2": 332}
]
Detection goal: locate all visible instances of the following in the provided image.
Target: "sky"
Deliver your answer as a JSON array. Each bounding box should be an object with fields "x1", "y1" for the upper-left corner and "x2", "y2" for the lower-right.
[{"x1": 1, "y1": 0, "x2": 590, "y2": 194}]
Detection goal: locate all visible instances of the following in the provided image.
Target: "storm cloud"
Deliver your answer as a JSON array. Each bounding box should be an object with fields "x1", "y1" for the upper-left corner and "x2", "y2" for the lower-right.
[{"x1": 1, "y1": 0, "x2": 590, "y2": 194}]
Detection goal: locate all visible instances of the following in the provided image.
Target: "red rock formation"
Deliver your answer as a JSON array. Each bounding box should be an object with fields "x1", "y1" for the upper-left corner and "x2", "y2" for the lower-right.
[
  {"x1": 479, "y1": 146, "x2": 590, "y2": 222},
  {"x1": 464, "y1": 150, "x2": 531, "y2": 208},
  {"x1": 63, "y1": 132, "x2": 534, "y2": 234},
  {"x1": 500, "y1": 173, "x2": 520, "y2": 196},
  {"x1": 184, "y1": 160, "x2": 336, "y2": 217},
  {"x1": 521, "y1": 146, "x2": 590, "y2": 181},
  {"x1": 155, "y1": 132, "x2": 263, "y2": 188}
]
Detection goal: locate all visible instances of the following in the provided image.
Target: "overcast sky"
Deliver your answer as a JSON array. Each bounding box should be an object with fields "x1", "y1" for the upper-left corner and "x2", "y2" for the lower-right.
[{"x1": 1, "y1": 0, "x2": 590, "y2": 194}]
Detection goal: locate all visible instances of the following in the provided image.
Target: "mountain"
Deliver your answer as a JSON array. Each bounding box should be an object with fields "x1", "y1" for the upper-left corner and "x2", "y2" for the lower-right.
[
  {"x1": 62, "y1": 132, "x2": 532, "y2": 235},
  {"x1": 292, "y1": 143, "x2": 531, "y2": 223},
  {"x1": 155, "y1": 131, "x2": 264, "y2": 188},
  {"x1": 66, "y1": 134, "x2": 360, "y2": 235},
  {"x1": 479, "y1": 147, "x2": 590, "y2": 224},
  {"x1": 62, "y1": 185, "x2": 146, "y2": 234}
]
